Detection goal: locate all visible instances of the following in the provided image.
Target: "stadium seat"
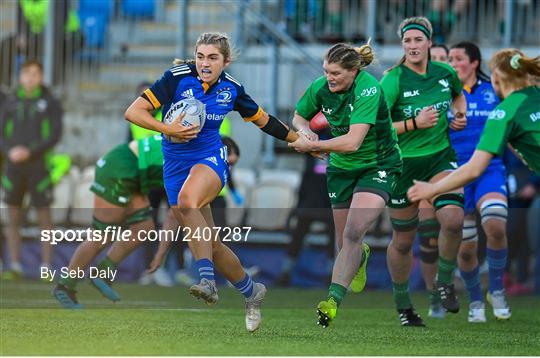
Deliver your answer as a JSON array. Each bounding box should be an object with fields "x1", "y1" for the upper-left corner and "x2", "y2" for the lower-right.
[
  {"x1": 245, "y1": 182, "x2": 296, "y2": 230},
  {"x1": 259, "y1": 169, "x2": 301, "y2": 191},
  {"x1": 225, "y1": 168, "x2": 257, "y2": 226},
  {"x1": 121, "y1": 0, "x2": 155, "y2": 18},
  {"x1": 79, "y1": 13, "x2": 108, "y2": 48},
  {"x1": 79, "y1": 0, "x2": 113, "y2": 20}
]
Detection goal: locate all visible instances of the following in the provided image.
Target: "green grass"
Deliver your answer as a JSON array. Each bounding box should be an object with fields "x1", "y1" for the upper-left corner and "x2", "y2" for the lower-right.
[{"x1": 1, "y1": 281, "x2": 539, "y2": 355}]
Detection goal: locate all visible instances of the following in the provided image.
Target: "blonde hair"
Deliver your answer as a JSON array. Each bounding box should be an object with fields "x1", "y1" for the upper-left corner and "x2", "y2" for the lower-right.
[
  {"x1": 324, "y1": 39, "x2": 374, "y2": 71},
  {"x1": 489, "y1": 49, "x2": 540, "y2": 87},
  {"x1": 173, "y1": 32, "x2": 238, "y2": 65},
  {"x1": 397, "y1": 16, "x2": 433, "y2": 40}
]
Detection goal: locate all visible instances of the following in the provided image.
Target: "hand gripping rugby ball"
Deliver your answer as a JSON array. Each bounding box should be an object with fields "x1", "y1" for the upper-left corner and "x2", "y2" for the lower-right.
[{"x1": 163, "y1": 97, "x2": 206, "y2": 143}]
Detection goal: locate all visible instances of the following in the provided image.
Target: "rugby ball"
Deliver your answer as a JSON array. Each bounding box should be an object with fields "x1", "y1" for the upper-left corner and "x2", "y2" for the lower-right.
[
  {"x1": 309, "y1": 111, "x2": 329, "y2": 132},
  {"x1": 163, "y1": 97, "x2": 206, "y2": 142}
]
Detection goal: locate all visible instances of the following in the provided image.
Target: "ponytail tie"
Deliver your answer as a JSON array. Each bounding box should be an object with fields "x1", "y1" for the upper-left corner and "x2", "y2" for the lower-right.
[{"x1": 510, "y1": 54, "x2": 521, "y2": 70}]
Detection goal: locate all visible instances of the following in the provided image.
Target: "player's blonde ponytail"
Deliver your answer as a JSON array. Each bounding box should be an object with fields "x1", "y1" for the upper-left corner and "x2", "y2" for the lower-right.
[
  {"x1": 325, "y1": 39, "x2": 375, "y2": 71},
  {"x1": 490, "y1": 49, "x2": 540, "y2": 88}
]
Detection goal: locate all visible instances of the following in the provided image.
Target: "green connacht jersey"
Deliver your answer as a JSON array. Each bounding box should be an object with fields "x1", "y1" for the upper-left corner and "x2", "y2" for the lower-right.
[
  {"x1": 477, "y1": 86, "x2": 540, "y2": 175},
  {"x1": 296, "y1": 71, "x2": 400, "y2": 171},
  {"x1": 137, "y1": 134, "x2": 165, "y2": 194},
  {"x1": 380, "y1": 61, "x2": 462, "y2": 158}
]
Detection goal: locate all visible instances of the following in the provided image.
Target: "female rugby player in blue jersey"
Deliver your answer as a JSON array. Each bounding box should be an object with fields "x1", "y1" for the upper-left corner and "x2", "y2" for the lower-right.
[
  {"x1": 125, "y1": 32, "x2": 301, "y2": 332},
  {"x1": 448, "y1": 42, "x2": 510, "y2": 322}
]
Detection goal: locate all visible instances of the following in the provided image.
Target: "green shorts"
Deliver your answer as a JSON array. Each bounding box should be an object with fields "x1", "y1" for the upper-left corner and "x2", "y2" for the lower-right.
[
  {"x1": 389, "y1": 146, "x2": 458, "y2": 209},
  {"x1": 90, "y1": 144, "x2": 140, "y2": 207},
  {"x1": 326, "y1": 164, "x2": 401, "y2": 208}
]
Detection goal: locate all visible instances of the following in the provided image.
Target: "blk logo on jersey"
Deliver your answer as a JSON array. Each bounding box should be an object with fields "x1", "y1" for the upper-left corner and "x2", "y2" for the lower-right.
[
  {"x1": 403, "y1": 90, "x2": 419, "y2": 98},
  {"x1": 529, "y1": 112, "x2": 540, "y2": 122},
  {"x1": 391, "y1": 198, "x2": 406, "y2": 205},
  {"x1": 322, "y1": 106, "x2": 333, "y2": 115}
]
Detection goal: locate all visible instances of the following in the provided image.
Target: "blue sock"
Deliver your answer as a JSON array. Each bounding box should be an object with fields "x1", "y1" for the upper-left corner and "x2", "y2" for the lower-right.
[
  {"x1": 233, "y1": 274, "x2": 254, "y2": 298},
  {"x1": 195, "y1": 258, "x2": 215, "y2": 282},
  {"x1": 487, "y1": 248, "x2": 507, "y2": 293},
  {"x1": 460, "y1": 266, "x2": 483, "y2": 303}
]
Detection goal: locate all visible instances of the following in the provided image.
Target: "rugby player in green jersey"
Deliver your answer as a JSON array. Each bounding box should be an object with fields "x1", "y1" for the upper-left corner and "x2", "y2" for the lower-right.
[
  {"x1": 409, "y1": 49, "x2": 540, "y2": 206},
  {"x1": 289, "y1": 41, "x2": 403, "y2": 327},
  {"x1": 380, "y1": 17, "x2": 468, "y2": 326},
  {"x1": 52, "y1": 135, "x2": 240, "y2": 307}
]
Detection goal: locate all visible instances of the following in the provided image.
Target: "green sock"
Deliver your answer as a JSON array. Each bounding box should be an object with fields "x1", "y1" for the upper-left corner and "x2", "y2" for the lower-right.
[
  {"x1": 328, "y1": 283, "x2": 347, "y2": 307},
  {"x1": 392, "y1": 281, "x2": 412, "y2": 310},
  {"x1": 437, "y1": 257, "x2": 456, "y2": 285},
  {"x1": 98, "y1": 256, "x2": 118, "y2": 271},
  {"x1": 59, "y1": 276, "x2": 77, "y2": 290},
  {"x1": 429, "y1": 289, "x2": 441, "y2": 305}
]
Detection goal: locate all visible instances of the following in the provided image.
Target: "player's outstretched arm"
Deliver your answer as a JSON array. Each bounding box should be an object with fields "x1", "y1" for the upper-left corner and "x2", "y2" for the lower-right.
[
  {"x1": 407, "y1": 149, "x2": 493, "y2": 202},
  {"x1": 251, "y1": 112, "x2": 299, "y2": 143},
  {"x1": 289, "y1": 123, "x2": 369, "y2": 154}
]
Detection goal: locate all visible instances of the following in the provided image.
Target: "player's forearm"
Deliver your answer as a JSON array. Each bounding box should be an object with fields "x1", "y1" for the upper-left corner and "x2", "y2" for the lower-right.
[
  {"x1": 292, "y1": 112, "x2": 311, "y2": 132},
  {"x1": 256, "y1": 113, "x2": 298, "y2": 143},
  {"x1": 311, "y1": 133, "x2": 361, "y2": 153},
  {"x1": 431, "y1": 150, "x2": 490, "y2": 196}
]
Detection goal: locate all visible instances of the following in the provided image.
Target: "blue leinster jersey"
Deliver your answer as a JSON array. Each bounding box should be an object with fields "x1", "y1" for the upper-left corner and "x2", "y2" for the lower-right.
[
  {"x1": 144, "y1": 63, "x2": 263, "y2": 160},
  {"x1": 448, "y1": 78, "x2": 503, "y2": 169}
]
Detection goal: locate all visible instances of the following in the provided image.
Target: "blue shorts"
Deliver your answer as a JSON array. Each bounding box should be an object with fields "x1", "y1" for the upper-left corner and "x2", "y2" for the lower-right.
[
  {"x1": 463, "y1": 166, "x2": 507, "y2": 214},
  {"x1": 163, "y1": 145, "x2": 229, "y2": 206}
]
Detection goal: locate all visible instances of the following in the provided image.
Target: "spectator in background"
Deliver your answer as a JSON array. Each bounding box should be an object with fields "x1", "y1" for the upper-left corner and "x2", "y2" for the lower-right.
[
  {"x1": 0, "y1": 60, "x2": 63, "y2": 280},
  {"x1": 428, "y1": 0, "x2": 469, "y2": 43},
  {"x1": 431, "y1": 43, "x2": 449, "y2": 62}
]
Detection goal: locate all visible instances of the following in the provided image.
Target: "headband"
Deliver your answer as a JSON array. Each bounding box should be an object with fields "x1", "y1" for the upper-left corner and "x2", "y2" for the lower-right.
[{"x1": 401, "y1": 23, "x2": 431, "y2": 39}]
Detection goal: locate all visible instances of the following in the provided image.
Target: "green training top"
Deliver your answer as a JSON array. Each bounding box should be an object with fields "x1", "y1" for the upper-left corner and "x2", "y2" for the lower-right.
[
  {"x1": 477, "y1": 86, "x2": 540, "y2": 175},
  {"x1": 137, "y1": 134, "x2": 165, "y2": 194},
  {"x1": 380, "y1": 61, "x2": 462, "y2": 158},
  {"x1": 296, "y1": 70, "x2": 400, "y2": 171}
]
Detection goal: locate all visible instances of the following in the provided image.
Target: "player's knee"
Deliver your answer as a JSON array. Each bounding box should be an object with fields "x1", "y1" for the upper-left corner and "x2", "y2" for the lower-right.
[
  {"x1": 483, "y1": 220, "x2": 507, "y2": 246},
  {"x1": 343, "y1": 223, "x2": 370, "y2": 245},
  {"x1": 459, "y1": 250, "x2": 475, "y2": 264},
  {"x1": 439, "y1": 208, "x2": 464, "y2": 237},
  {"x1": 177, "y1": 191, "x2": 204, "y2": 210},
  {"x1": 391, "y1": 237, "x2": 414, "y2": 255}
]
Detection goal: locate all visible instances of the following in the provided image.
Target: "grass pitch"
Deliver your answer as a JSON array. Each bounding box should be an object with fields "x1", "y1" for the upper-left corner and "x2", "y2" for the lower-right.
[{"x1": 1, "y1": 281, "x2": 539, "y2": 355}]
